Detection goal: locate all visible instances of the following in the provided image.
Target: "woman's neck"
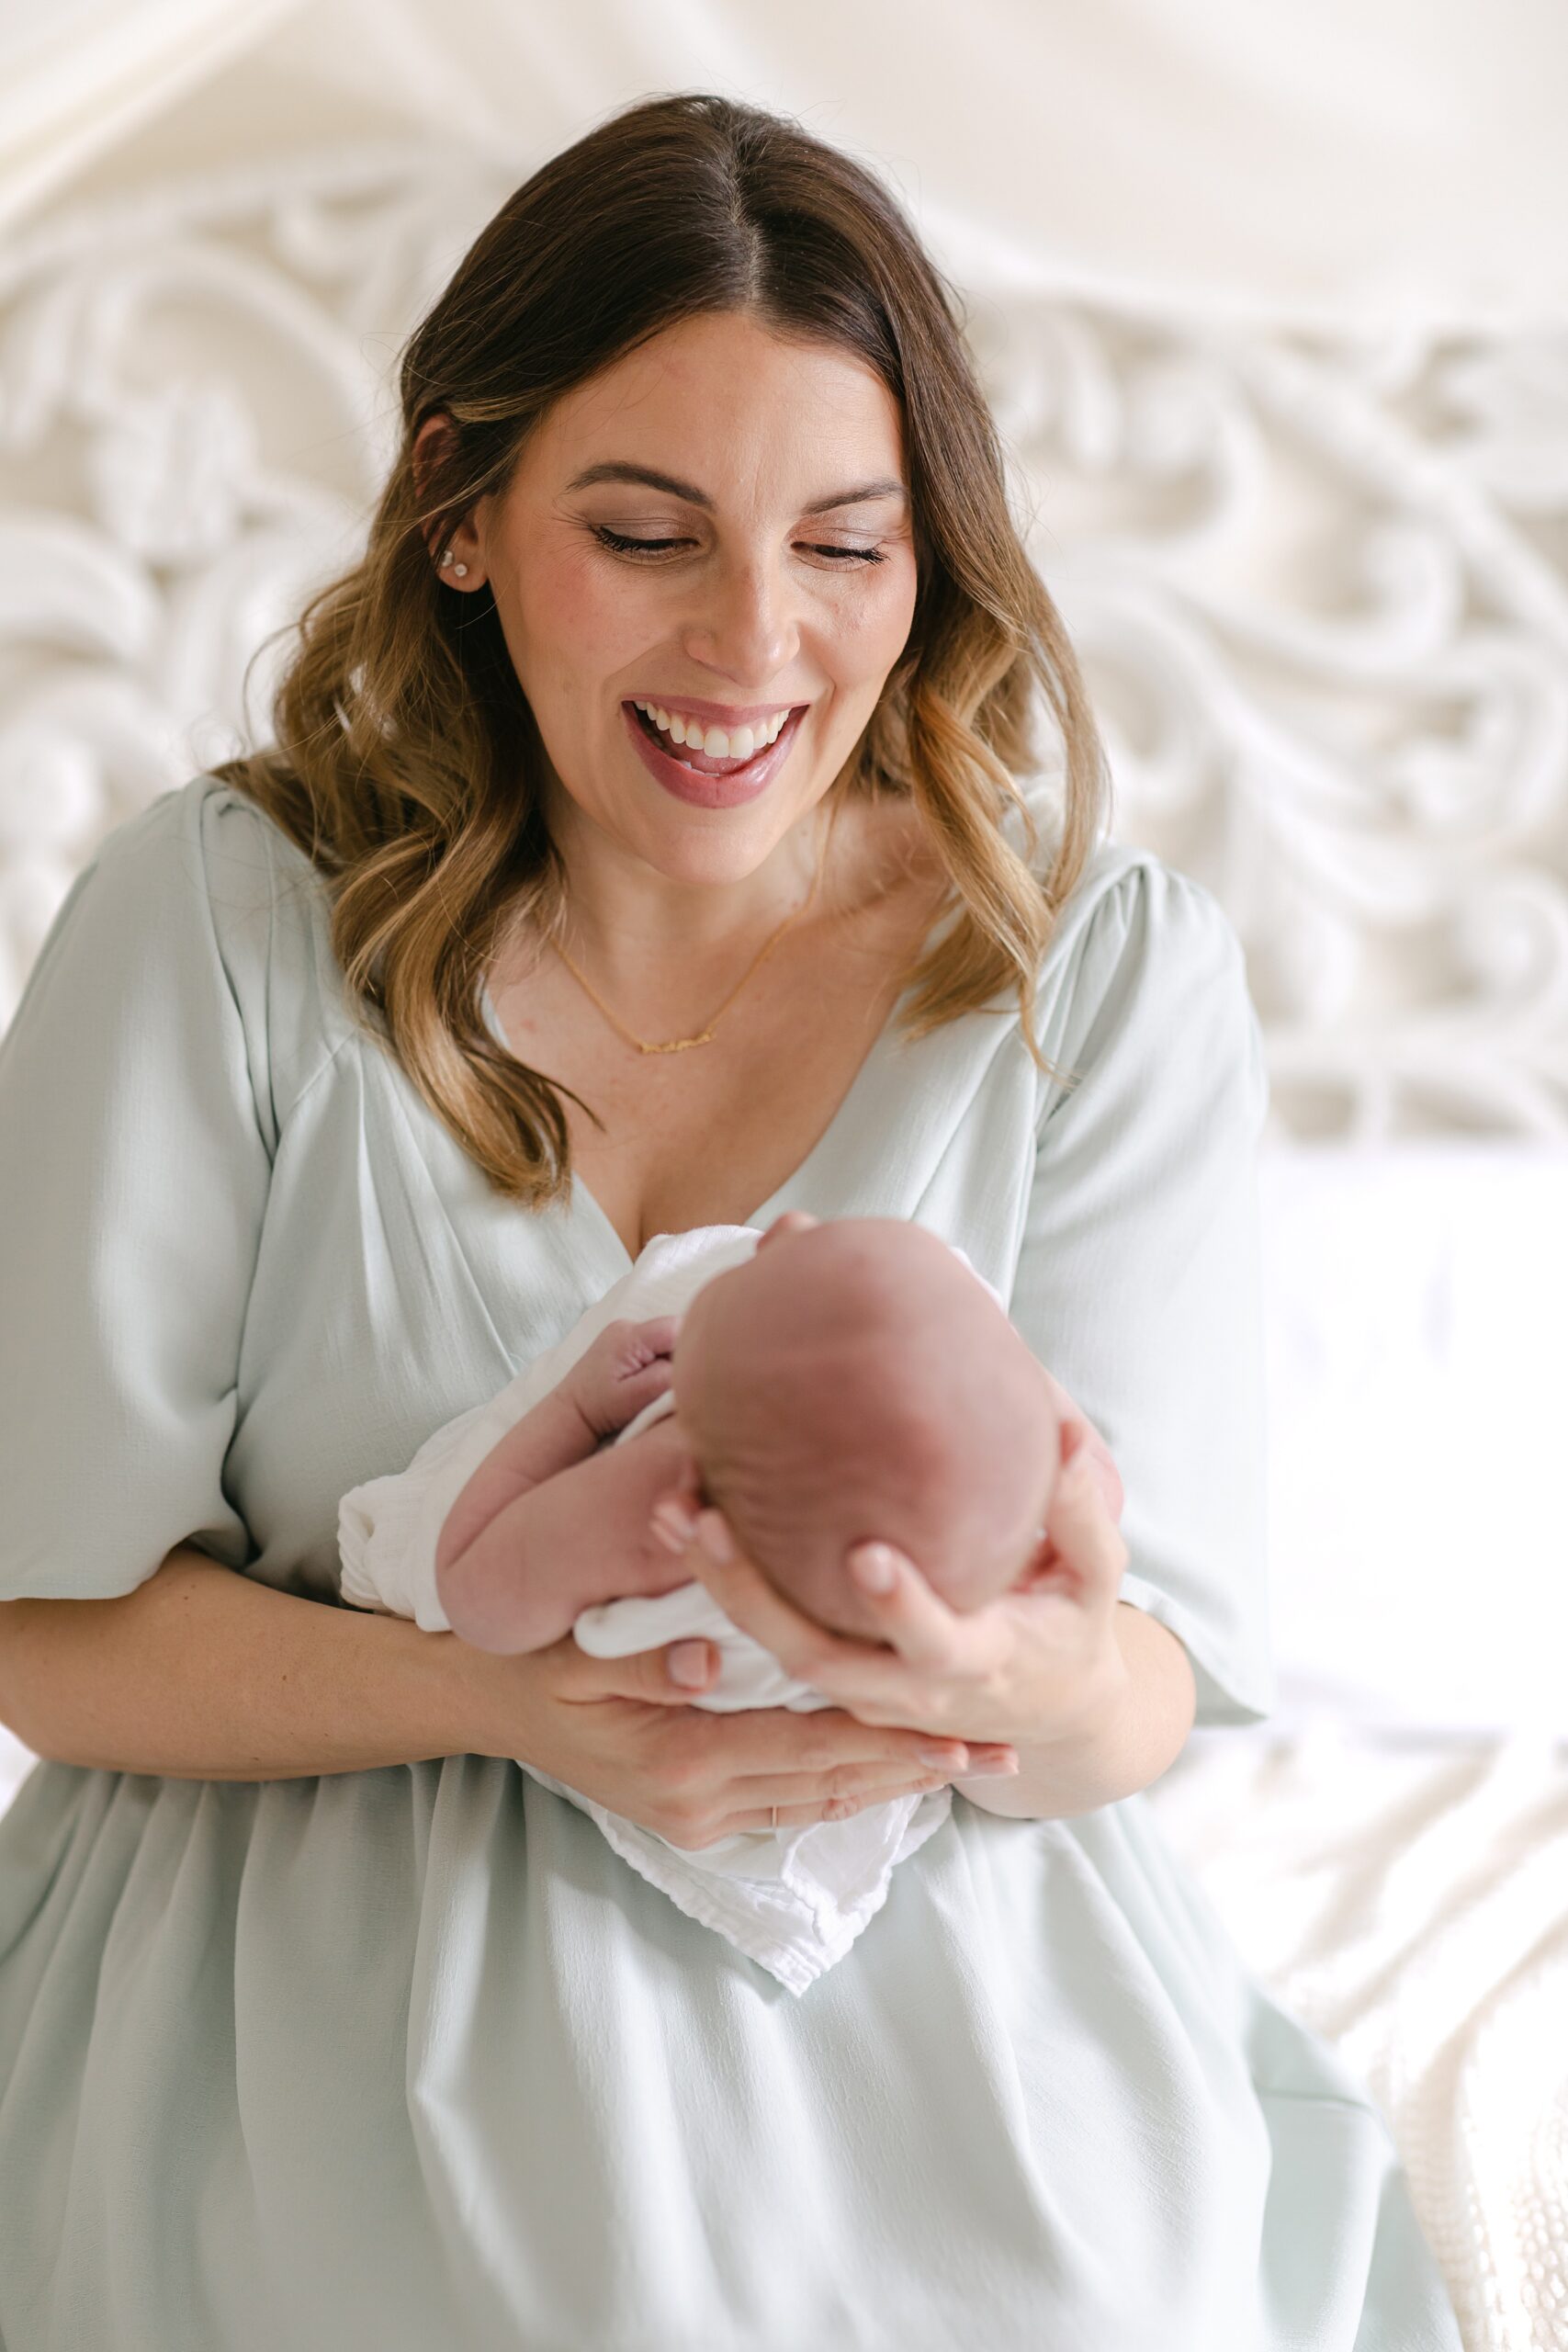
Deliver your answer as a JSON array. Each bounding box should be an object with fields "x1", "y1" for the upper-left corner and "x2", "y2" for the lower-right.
[{"x1": 536, "y1": 781, "x2": 855, "y2": 975}]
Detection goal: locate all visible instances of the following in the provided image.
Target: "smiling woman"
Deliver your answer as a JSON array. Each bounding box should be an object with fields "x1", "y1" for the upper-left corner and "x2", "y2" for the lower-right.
[
  {"x1": 0, "y1": 87, "x2": 1461, "y2": 2352},
  {"x1": 403, "y1": 306, "x2": 971, "y2": 1240},
  {"x1": 209, "y1": 96, "x2": 1106, "y2": 1214}
]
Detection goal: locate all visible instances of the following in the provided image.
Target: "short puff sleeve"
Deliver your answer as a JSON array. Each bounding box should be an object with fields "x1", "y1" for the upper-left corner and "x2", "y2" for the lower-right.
[
  {"x1": 0, "y1": 781, "x2": 276, "y2": 1600},
  {"x1": 1009, "y1": 855, "x2": 1275, "y2": 1727}
]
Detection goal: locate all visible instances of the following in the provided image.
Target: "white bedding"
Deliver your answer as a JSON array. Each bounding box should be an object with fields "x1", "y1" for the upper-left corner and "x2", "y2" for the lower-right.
[{"x1": 1147, "y1": 1725, "x2": 1568, "y2": 2352}]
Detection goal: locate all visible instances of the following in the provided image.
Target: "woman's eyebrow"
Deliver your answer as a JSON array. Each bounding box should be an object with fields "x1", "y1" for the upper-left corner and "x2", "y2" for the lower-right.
[{"x1": 563, "y1": 460, "x2": 908, "y2": 514}]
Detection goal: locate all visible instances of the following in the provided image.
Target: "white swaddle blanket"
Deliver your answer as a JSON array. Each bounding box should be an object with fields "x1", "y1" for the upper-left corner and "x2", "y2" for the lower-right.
[{"x1": 339, "y1": 1223, "x2": 1000, "y2": 1995}]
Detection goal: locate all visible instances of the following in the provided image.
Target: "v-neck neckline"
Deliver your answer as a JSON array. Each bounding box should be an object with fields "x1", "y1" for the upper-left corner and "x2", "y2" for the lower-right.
[{"x1": 479, "y1": 904, "x2": 956, "y2": 1279}]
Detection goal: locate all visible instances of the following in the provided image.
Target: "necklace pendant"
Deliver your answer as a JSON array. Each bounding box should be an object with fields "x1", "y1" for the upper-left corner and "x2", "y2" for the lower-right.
[{"x1": 642, "y1": 1030, "x2": 716, "y2": 1055}]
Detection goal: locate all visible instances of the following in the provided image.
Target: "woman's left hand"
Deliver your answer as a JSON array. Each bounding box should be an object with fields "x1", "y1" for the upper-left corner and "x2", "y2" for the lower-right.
[{"x1": 646, "y1": 1429, "x2": 1130, "y2": 1751}]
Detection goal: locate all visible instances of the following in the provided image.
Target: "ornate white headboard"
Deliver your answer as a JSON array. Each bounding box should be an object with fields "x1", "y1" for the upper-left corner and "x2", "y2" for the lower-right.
[{"x1": 3, "y1": 143, "x2": 1565, "y2": 1143}]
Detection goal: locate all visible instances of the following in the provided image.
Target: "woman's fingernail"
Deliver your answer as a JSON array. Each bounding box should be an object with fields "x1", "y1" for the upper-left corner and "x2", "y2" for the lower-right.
[
  {"x1": 920, "y1": 1742, "x2": 966, "y2": 1770},
  {"x1": 695, "y1": 1510, "x2": 735, "y2": 1564},
  {"x1": 669, "y1": 1641, "x2": 711, "y2": 1687},
  {"x1": 849, "y1": 1544, "x2": 897, "y2": 1593}
]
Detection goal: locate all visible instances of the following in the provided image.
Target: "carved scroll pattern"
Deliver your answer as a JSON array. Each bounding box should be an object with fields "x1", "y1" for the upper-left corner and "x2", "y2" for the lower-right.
[{"x1": 2, "y1": 147, "x2": 1564, "y2": 1138}]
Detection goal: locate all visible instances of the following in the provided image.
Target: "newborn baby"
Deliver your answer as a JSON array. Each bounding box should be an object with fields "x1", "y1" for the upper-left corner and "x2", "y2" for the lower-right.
[
  {"x1": 338, "y1": 1215, "x2": 1066, "y2": 1996},
  {"x1": 435, "y1": 1214, "x2": 1059, "y2": 1657}
]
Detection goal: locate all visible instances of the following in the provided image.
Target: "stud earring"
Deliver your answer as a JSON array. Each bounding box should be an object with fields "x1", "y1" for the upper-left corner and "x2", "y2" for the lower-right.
[{"x1": 440, "y1": 546, "x2": 469, "y2": 579}]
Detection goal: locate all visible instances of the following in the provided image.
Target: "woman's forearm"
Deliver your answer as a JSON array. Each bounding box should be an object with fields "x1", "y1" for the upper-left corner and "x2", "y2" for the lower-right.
[
  {"x1": 954, "y1": 1602, "x2": 1197, "y2": 1820},
  {"x1": 0, "y1": 1547, "x2": 477, "y2": 1781}
]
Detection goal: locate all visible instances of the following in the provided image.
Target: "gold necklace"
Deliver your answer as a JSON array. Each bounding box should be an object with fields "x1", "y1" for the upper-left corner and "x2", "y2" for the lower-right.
[{"x1": 551, "y1": 806, "x2": 836, "y2": 1056}]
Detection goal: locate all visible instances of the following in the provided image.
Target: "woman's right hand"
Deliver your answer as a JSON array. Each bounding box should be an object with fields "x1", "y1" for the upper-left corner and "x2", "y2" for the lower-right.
[{"x1": 453, "y1": 1629, "x2": 1017, "y2": 1844}]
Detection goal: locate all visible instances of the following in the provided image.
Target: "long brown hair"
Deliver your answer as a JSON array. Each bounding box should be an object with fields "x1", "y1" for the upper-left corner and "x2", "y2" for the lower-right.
[{"x1": 213, "y1": 91, "x2": 1111, "y2": 1204}]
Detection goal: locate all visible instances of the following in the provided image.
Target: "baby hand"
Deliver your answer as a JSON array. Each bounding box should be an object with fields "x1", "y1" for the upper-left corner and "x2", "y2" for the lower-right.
[{"x1": 559, "y1": 1315, "x2": 678, "y2": 1442}]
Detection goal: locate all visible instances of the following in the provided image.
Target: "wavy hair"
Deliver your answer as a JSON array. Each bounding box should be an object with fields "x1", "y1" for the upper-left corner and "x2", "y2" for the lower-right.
[{"x1": 213, "y1": 91, "x2": 1111, "y2": 1204}]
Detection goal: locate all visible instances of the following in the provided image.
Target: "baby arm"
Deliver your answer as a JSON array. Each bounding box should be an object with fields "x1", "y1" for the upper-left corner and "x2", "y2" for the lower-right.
[
  {"x1": 435, "y1": 1317, "x2": 698, "y2": 1654},
  {"x1": 436, "y1": 1315, "x2": 678, "y2": 1569}
]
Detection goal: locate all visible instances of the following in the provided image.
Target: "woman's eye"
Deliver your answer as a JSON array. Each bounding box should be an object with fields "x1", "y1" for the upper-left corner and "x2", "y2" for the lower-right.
[
  {"x1": 801, "y1": 542, "x2": 886, "y2": 565},
  {"x1": 592, "y1": 526, "x2": 688, "y2": 556},
  {"x1": 591, "y1": 524, "x2": 885, "y2": 567}
]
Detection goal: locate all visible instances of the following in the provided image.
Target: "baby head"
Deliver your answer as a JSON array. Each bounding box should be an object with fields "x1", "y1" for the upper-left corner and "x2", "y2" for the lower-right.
[{"x1": 671, "y1": 1216, "x2": 1059, "y2": 1643}]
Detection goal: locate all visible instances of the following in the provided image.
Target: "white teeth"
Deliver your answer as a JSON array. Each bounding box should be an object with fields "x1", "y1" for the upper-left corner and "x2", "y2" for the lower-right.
[{"x1": 634, "y1": 701, "x2": 794, "y2": 757}]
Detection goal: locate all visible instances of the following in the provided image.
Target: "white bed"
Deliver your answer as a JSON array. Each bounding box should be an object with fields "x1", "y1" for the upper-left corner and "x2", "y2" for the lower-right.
[
  {"x1": 1149, "y1": 1145, "x2": 1568, "y2": 2352},
  {"x1": 1150, "y1": 1724, "x2": 1567, "y2": 2352}
]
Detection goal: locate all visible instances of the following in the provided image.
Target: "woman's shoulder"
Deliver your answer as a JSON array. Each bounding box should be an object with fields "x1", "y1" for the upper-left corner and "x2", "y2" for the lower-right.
[
  {"x1": 1025, "y1": 824, "x2": 1258, "y2": 1104},
  {"x1": 81, "y1": 772, "x2": 356, "y2": 1118},
  {"x1": 999, "y1": 770, "x2": 1244, "y2": 976},
  {"x1": 1047, "y1": 833, "x2": 1244, "y2": 972}
]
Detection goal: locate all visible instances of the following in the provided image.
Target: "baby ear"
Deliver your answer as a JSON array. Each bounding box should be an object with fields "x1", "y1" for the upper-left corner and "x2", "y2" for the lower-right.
[
  {"x1": 668, "y1": 1439, "x2": 705, "y2": 1501},
  {"x1": 648, "y1": 1441, "x2": 707, "y2": 1552},
  {"x1": 649, "y1": 1424, "x2": 705, "y2": 1503}
]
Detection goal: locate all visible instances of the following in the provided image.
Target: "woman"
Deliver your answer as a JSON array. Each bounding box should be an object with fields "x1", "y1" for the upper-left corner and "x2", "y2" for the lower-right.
[{"x1": 0, "y1": 93, "x2": 1459, "y2": 2352}]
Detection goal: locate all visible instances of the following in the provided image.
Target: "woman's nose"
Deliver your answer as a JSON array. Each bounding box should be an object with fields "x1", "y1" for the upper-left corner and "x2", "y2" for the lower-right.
[{"x1": 681, "y1": 555, "x2": 799, "y2": 683}]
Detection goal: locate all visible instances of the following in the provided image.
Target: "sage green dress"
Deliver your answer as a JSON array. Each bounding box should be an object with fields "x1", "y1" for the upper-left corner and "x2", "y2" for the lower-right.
[{"x1": 0, "y1": 775, "x2": 1461, "y2": 2351}]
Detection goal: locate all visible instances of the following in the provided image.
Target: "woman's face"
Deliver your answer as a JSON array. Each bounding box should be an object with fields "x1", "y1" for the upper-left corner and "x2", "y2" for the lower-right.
[{"x1": 440, "y1": 311, "x2": 919, "y2": 885}]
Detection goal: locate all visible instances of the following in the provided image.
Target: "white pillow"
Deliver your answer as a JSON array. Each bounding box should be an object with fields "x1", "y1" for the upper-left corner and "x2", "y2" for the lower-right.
[{"x1": 1258, "y1": 1143, "x2": 1568, "y2": 1736}]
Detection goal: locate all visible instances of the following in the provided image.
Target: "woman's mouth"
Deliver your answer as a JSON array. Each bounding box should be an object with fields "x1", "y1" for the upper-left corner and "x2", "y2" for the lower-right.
[{"x1": 622, "y1": 699, "x2": 807, "y2": 809}]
